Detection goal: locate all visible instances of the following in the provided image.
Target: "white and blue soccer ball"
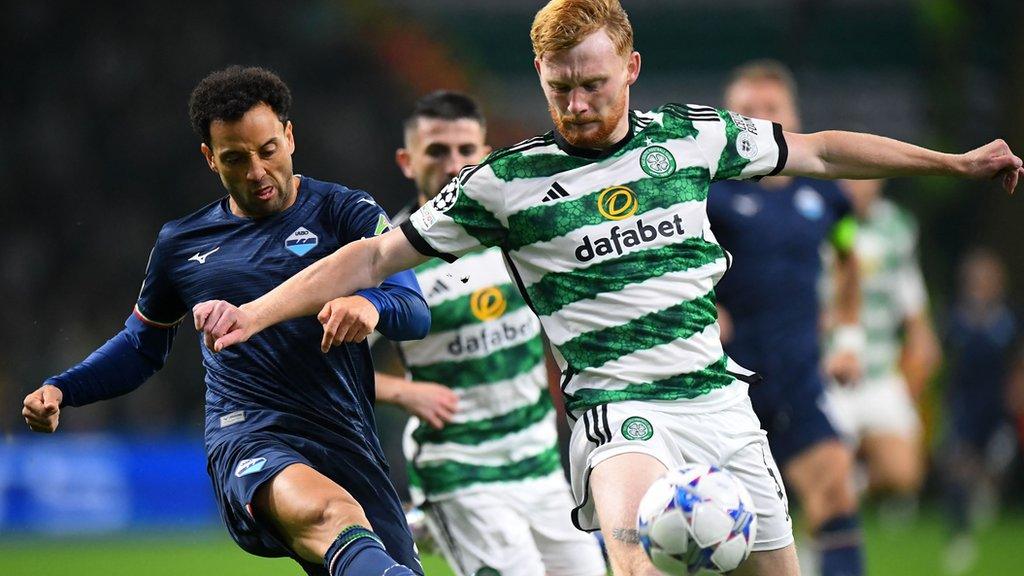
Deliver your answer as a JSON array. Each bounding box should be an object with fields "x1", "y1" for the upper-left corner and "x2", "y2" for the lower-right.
[{"x1": 637, "y1": 463, "x2": 757, "y2": 575}]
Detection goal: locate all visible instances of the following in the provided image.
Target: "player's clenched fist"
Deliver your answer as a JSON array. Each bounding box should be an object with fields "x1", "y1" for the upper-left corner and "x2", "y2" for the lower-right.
[
  {"x1": 317, "y1": 296, "x2": 381, "y2": 352},
  {"x1": 193, "y1": 300, "x2": 255, "y2": 352},
  {"x1": 23, "y1": 384, "x2": 64, "y2": 433},
  {"x1": 958, "y1": 139, "x2": 1024, "y2": 194}
]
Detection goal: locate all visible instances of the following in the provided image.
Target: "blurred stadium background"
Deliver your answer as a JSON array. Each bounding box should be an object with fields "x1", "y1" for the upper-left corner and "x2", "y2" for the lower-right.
[{"x1": 3, "y1": 0, "x2": 1024, "y2": 574}]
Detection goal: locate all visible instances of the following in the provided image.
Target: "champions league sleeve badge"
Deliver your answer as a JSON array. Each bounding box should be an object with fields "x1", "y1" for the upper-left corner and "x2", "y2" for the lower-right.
[
  {"x1": 413, "y1": 179, "x2": 460, "y2": 231},
  {"x1": 430, "y1": 179, "x2": 460, "y2": 213}
]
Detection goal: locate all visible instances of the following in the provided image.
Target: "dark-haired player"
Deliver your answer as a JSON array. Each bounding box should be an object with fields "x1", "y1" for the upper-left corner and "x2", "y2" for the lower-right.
[
  {"x1": 350, "y1": 90, "x2": 606, "y2": 576},
  {"x1": 22, "y1": 66, "x2": 429, "y2": 576}
]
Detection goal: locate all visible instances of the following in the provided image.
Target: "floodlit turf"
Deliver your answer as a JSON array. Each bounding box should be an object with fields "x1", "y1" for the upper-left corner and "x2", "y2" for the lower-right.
[{"x1": 1, "y1": 510, "x2": 1022, "y2": 575}]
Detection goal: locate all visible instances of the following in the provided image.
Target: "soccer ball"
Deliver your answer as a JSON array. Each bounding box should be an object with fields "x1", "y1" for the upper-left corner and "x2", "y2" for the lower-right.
[{"x1": 637, "y1": 464, "x2": 757, "y2": 575}]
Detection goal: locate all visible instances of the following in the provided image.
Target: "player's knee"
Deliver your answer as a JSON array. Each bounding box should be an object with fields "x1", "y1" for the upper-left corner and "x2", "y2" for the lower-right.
[
  {"x1": 881, "y1": 460, "x2": 923, "y2": 495},
  {"x1": 281, "y1": 491, "x2": 369, "y2": 539},
  {"x1": 814, "y1": 449, "x2": 858, "y2": 517},
  {"x1": 314, "y1": 495, "x2": 371, "y2": 535}
]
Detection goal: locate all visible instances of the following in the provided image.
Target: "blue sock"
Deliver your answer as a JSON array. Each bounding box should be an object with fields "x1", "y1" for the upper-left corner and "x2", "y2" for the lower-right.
[
  {"x1": 324, "y1": 525, "x2": 417, "y2": 576},
  {"x1": 817, "y1": 514, "x2": 864, "y2": 576}
]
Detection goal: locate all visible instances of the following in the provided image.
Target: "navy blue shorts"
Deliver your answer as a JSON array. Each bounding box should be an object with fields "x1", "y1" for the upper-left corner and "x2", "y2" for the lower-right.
[
  {"x1": 207, "y1": 429, "x2": 422, "y2": 575},
  {"x1": 748, "y1": 362, "x2": 840, "y2": 468}
]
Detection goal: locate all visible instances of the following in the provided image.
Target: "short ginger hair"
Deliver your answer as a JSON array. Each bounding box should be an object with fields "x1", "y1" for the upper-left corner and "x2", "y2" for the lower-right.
[{"x1": 530, "y1": 0, "x2": 633, "y2": 60}]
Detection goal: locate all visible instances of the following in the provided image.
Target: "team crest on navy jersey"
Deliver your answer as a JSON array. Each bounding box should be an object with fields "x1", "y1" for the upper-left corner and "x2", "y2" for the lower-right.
[
  {"x1": 794, "y1": 187, "x2": 825, "y2": 220},
  {"x1": 234, "y1": 457, "x2": 267, "y2": 477},
  {"x1": 285, "y1": 227, "x2": 318, "y2": 256}
]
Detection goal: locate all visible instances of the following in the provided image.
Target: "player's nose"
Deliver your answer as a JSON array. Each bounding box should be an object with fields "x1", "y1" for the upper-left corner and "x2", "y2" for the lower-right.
[
  {"x1": 444, "y1": 156, "x2": 464, "y2": 179},
  {"x1": 247, "y1": 159, "x2": 267, "y2": 181},
  {"x1": 567, "y1": 90, "x2": 589, "y2": 116}
]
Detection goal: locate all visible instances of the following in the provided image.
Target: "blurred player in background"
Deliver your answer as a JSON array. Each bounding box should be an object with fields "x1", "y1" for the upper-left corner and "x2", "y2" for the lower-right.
[
  {"x1": 192, "y1": 1, "x2": 1024, "y2": 574},
  {"x1": 708, "y1": 60, "x2": 866, "y2": 576},
  {"x1": 827, "y1": 179, "x2": 940, "y2": 507},
  {"x1": 21, "y1": 66, "x2": 429, "y2": 576},
  {"x1": 325, "y1": 90, "x2": 605, "y2": 576},
  {"x1": 940, "y1": 249, "x2": 1020, "y2": 574}
]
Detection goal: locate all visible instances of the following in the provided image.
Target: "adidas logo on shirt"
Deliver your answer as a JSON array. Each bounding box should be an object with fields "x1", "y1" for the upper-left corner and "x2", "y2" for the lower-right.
[
  {"x1": 541, "y1": 182, "x2": 570, "y2": 203},
  {"x1": 429, "y1": 278, "x2": 450, "y2": 298}
]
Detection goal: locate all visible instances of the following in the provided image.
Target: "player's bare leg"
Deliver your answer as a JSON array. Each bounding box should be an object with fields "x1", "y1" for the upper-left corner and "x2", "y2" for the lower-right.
[
  {"x1": 785, "y1": 439, "x2": 860, "y2": 574},
  {"x1": 592, "y1": 451, "x2": 800, "y2": 576},
  {"x1": 590, "y1": 452, "x2": 668, "y2": 576},
  {"x1": 253, "y1": 463, "x2": 371, "y2": 562},
  {"x1": 732, "y1": 544, "x2": 801, "y2": 576},
  {"x1": 784, "y1": 440, "x2": 857, "y2": 530},
  {"x1": 860, "y1": 433, "x2": 923, "y2": 495}
]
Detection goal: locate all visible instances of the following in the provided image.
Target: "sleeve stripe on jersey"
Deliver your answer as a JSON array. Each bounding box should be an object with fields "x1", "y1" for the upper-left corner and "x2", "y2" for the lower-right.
[
  {"x1": 662, "y1": 103, "x2": 720, "y2": 123},
  {"x1": 133, "y1": 305, "x2": 184, "y2": 328},
  {"x1": 768, "y1": 122, "x2": 788, "y2": 176},
  {"x1": 400, "y1": 220, "x2": 457, "y2": 263},
  {"x1": 686, "y1": 104, "x2": 719, "y2": 115},
  {"x1": 459, "y1": 135, "x2": 551, "y2": 185}
]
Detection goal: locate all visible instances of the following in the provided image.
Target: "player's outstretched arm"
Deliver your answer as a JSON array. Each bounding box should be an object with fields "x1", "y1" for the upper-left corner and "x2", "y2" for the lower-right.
[
  {"x1": 783, "y1": 132, "x2": 1024, "y2": 192},
  {"x1": 194, "y1": 228, "x2": 429, "y2": 351}
]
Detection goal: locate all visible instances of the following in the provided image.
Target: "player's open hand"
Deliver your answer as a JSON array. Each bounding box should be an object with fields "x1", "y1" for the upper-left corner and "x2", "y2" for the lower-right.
[
  {"x1": 317, "y1": 296, "x2": 381, "y2": 352},
  {"x1": 959, "y1": 139, "x2": 1024, "y2": 194},
  {"x1": 193, "y1": 300, "x2": 255, "y2": 352},
  {"x1": 401, "y1": 381, "x2": 459, "y2": 430},
  {"x1": 23, "y1": 384, "x2": 63, "y2": 433}
]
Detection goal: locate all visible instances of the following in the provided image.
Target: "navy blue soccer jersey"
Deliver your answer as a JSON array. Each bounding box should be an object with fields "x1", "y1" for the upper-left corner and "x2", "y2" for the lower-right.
[
  {"x1": 945, "y1": 303, "x2": 1019, "y2": 445},
  {"x1": 50, "y1": 176, "x2": 429, "y2": 460},
  {"x1": 708, "y1": 177, "x2": 852, "y2": 365}
]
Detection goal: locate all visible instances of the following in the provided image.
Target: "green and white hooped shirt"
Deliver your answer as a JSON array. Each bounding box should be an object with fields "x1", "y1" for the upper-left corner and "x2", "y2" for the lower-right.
[
  {"x1": 401, "y1": 247, "x2": 559, "y2": 504},
  {"x1": 401, "y1": 104, "x2": 788, "y2": 419},
  {"x1": 833, "y1": 199, "x2": 927, "y2": 382}
]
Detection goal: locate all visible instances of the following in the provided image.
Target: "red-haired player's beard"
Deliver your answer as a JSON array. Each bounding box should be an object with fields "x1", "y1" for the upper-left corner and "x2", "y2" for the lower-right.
[{"x1": 549, "y1": 89, "x2": 628, "y2": 150}]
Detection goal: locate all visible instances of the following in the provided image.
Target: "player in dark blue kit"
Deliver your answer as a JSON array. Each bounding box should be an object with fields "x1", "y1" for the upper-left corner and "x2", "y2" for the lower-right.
[
  {"x1": 707, "y1": 61, "x2": 865, "y2": 576},
  {"x1": 940, "y1": 249, "x2": 1020, "y2": 573},
  {"x1": 21, "y1": 66, "x2": 429, "y2": 576}
]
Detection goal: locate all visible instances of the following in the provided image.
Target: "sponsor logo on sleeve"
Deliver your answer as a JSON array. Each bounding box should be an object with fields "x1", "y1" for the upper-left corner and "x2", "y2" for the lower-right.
[
  {"x1": 736, "y1": 132, "x2": 759, "y2": 160},
  {"x1": 374, "y1": 214, "x2": 391, "y2": 236},
  {"x1": 728, "y1": 112, "x2": 759, "y2": 134},
  {"x1": 234, "y1": 457, "x2": 268, "y2": 478},
  {"x1": 411, "y1": 205, "x2": 439, "y2": 231}
]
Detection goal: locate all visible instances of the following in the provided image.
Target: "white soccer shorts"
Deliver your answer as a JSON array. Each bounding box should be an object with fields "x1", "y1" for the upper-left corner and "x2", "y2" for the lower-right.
[
  {"x1": 568, "y1": 396, "x2": 794, "y2": 552},
  {"x1": 828, "y1": 374, "x2": 921, "y2": 442},
  {"x1": 423, "y1": 473, "x2": 606, "y2": 576}
]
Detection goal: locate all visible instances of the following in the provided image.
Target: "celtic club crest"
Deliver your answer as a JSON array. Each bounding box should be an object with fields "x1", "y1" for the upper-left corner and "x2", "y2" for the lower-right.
[
  {"x1": 621, "y1": 416, "x2": 654, "y2": 441},
  {"x1": 640, "y1": 146, "x2": 676, "y2": 178}
]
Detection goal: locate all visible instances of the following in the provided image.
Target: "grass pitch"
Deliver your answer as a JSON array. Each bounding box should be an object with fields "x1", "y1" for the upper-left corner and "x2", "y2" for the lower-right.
[{"x1": 1, "y1": 509, "x2": 1022, "y2": 575}]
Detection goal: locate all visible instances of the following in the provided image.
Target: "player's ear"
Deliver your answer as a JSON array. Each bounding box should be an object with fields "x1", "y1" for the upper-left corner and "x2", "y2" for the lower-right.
[
  {"x1": 396, "y1": 148, "x2": 414, "y2": 179},
  {"x1": 482, "y1": 144, "x2": 492, "y2": 157},
  {"x1": 626, "y1": 51, "x2": 641, "y2": 85},
  {"x1": 284, "y1": 121, "x2": 295, "y2": 154},
  {"x1": 534, "y1": 57, "x2": 542, "y2": 77},
  {"x1": 200, "y1": 143, "x2": 217, "y2": 172}
]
